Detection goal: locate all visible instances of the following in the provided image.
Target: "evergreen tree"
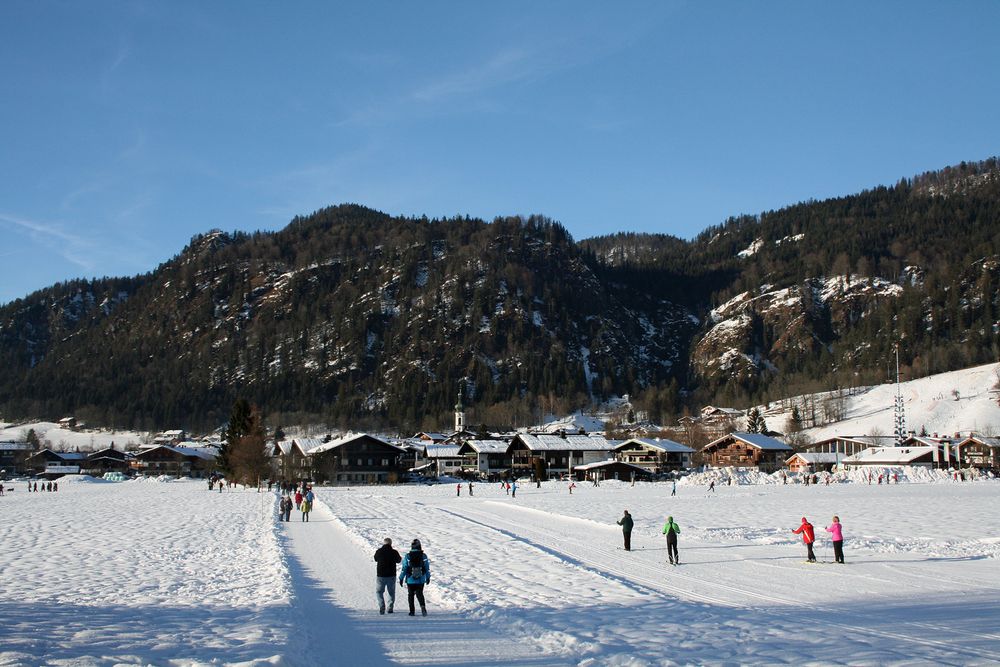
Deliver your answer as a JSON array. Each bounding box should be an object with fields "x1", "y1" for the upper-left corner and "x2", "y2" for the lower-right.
[
  {"x1": 229, "y1": 404, "x2": 270, "y2": 486},
  {"x1": 746, "y1": 407, "x2": 767, "y2": 433},
  {"x1": 220, "y1": 398, "x2": 253, "y2": 475}
]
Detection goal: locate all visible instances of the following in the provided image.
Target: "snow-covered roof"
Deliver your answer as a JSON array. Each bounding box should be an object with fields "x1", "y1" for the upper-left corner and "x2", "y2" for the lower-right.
[
  {"x1": 573, "y1": 460, "x2": 648, "y2": 473},
  {"x1": 517, "y1": 434, "x2": 612, "y2": 451},
  {"x1": 415, "y1": 432, "x2": 447, "y2": 441},
  {"x1": 0, "y1": 441, "x2": 32, "y2": 451},
  {"x1": 842, "y1": 446, "x2": 936, "y2": 465},
  {"x1": 704, "y1": 432, "x2": 793, "y2": 452},
  {"x1": 462, "y1": 440, "x2": 510, "y2": 454},
  {"x1": 290, "y1": 438, "x2": 328, "y2": 455},
  {"x1": 786, "y1": 452, "x2": 841, "y2": 464},
  {"x1": 424, "y1": 444, "x2": 462, "y2": 458},
  {"x1": 307, "y1": 433, "x2": 401, "y2": 455},
  {"x1": 135, "y1": 445, "x2": 217, "y2": 461},
  {"x1": 614, "y1": 437, "x2": 694, "y2": 454},
  {"x1": 958, "y1": 436, "x2": 1000, "y2": 448}
]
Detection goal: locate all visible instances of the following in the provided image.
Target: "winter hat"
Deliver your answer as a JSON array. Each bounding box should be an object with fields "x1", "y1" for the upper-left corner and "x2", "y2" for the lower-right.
[
  {"x1": 801, "y1": 517, "x2": 808, "y2": 523},
  {"x1": 411, "y1": 539, "x2": 421, "y2": 550}
]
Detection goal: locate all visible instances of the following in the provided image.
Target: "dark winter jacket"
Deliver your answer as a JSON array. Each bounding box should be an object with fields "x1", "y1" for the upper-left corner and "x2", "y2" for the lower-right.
[
  {"x1": 374, "y1": 544, "x2": 402, "y2": 577},
  {"x1": 617, "y1": 513, "x2": 634, "y2": 533},
  {"x1": 400, "y1": 549, "x2": 431, "y2": 585}
]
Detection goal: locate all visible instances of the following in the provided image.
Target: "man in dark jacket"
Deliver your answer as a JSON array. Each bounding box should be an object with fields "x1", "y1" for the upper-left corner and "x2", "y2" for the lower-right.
[
  {"x1": 617, "y1": 510, "x2": 634, "y2": 551},
  {"x1": 374, "y1": 538, "x2": 402, "y2": 614},
  {"x1": 399, "y1": 539, "x2": 431, "y2": 616}
]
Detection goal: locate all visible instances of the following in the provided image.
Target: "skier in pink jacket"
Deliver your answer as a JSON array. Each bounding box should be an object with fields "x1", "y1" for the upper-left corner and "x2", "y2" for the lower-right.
[{"x1": 825, "y1": 515, "x2": 845, "y2": 564}]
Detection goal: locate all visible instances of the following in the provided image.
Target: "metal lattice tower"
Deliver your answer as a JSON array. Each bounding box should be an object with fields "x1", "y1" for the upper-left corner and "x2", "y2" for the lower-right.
[{"x1": 893, "y1": 344, "x2": 907, "y2": 445}]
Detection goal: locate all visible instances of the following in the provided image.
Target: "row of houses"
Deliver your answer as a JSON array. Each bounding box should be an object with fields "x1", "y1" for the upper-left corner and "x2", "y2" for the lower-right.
[{"x1": 0, "y1": 444, "x2": 220, "y2": 479}]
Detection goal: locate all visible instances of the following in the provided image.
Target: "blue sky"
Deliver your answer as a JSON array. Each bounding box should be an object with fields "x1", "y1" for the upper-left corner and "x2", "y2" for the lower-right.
[{"x1": 2, "y1": 1, "x2": 999, "y2": 305}]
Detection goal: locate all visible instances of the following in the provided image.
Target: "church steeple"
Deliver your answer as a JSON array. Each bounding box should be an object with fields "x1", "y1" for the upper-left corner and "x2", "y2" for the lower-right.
[{"x1": 454, "y1": 385, "x2": 466, "y2": 433}]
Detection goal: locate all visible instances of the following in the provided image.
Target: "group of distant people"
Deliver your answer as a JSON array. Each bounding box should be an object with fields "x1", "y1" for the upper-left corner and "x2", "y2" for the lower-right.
[
  {"x1": 278, "y1": 482, "x2": 313, "y2": 522},
  {"x1": 26, "y1": 481, "x2": 57, "y2": 492},
  {"x1": 615, "y1": 509, "x2": 846, "y2": 565}
]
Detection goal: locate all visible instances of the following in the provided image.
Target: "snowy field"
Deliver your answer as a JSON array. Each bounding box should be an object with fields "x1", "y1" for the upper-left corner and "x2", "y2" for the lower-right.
[{"x1": 2, "y1": 476, "x2": 999, "y2": 666}]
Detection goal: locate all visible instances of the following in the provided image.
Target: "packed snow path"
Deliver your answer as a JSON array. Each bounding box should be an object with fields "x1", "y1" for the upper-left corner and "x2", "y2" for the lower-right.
[{"x1": 281, "y1": 497, "x2": 559, "y2": 665}]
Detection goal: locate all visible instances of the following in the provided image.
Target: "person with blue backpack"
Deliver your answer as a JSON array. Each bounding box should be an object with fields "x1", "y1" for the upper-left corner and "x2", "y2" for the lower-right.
[{"x1": 399, "y1": 539, "x2": 431, "y2": 616}]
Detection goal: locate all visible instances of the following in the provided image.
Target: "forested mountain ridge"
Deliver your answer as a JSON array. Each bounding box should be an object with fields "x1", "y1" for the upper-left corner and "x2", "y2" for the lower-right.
[
  {"x1": 2, "y1": 158, "x2": 999, "y2": 432},
  {"x1": 0, "y1": 208, "x2": 694, "y2": 431}
]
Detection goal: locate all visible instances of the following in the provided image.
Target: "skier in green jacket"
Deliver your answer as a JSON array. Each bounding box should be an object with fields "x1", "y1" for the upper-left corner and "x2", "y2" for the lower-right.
[
  {"x1": 617, "y1": 510, "x2": 634, "y2": 551},
  {"x1": 662, "y1": 516, "x2": 681, "y2": 565}
]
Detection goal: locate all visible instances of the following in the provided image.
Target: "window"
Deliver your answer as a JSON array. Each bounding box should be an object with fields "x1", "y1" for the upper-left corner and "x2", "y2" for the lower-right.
[{"x1": 382, "y1": 459, "x2": 389, "y2": 466}]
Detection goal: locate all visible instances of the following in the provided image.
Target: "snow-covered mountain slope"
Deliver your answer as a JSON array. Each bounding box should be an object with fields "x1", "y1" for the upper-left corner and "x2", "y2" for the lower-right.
[{"x1": 763, "y1": 362, "x2": 1000, "y2": 441}]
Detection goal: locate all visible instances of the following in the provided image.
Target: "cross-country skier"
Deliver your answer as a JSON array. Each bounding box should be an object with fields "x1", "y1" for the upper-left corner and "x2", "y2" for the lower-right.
[
  {"x1": 792, "y1": 517, "x2": 816, "y2": 562},
  {"x1": 662, "y1": 516, "x2": 681, "y2": 565},
  {"x1": 617, "y1": 510, "x2": 634, "y2": 551},
  {"x1": 825, "y1": 516, "x2": 845, "y2": 564}
]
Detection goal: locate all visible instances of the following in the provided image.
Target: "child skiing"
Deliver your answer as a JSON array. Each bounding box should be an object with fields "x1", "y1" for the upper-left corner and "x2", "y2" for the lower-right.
[
  {"x1": 662, "y1": 516, "x2": 681, "y2": 565},
  {"x1": 825, "y1": 515, "x2": 845, "y2": 564},
  {"x1": 792, "y1": 517, "x2": 816, "y2": 562}
]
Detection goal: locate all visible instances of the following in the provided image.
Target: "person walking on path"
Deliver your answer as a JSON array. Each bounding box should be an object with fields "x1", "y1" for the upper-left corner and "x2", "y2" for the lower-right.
[
  {"x1": 468, "y1": 482, "x2": 473, "y2": 496},
  {"x1": 511, "y1": 481, "x2": 517, "y2": 498},
  {"x1": 792, "y1": 517, "x2": 816, "y2": 562},
  {"x1": 374, "y1": 538, "x2": 402, "y2": 614},
  {"x1": 662, "y1": 516, "x2": 681, "y2": 565},
  {"x1": 708, "y1": 480, "x2": 715, "y2": 493},
  {"x1": 281, "y1": 495, "x2": 293, "y2": 521},
  {"x1": 671, "y1": 480, "x2": 677, "y2": 497},
  {"x1": 294, "y1": 490, "x2": 303, "y2": 510},
  {"x1": 569, "y1": 482, "x2": 576, "y2": 494},
  {"x1": 825, "y1": 516, "x2": 845, "y2": 564},
  {"x1": 301, "y1": 498, "x2": 312, "y2": 522},
  {"x1": 399, "y1": 539, "x2": 431, "y2": 616},
  {"x1": 617, "y1": 510, "x2": 634, "y2": 551},
  {"x1": 456, "y1": 483, "x2": 461, "y2": 497}
]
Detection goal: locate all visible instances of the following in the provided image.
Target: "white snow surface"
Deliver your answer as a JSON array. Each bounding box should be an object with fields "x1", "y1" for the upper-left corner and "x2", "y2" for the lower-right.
[
  {"x1": 2, "y1": 476, "x2": 999, "y2": 665},
  {"x1": 787, "y1": 362, "x2": 1000, "y2": 441}
]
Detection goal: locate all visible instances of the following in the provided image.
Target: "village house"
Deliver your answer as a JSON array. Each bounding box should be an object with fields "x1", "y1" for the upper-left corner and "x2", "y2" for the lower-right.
[
  {"x1": 612, "y1": 437, "x2": 694, "y2": 473},
  {"x1": 25, "y1": 449, "x2": 88, "y2": 478},
  {"x1": 81, "y1": 447, "x2": 130, "y2": 477},
  {"x1": 422, "y1": 443, "x2": 464, "y2": 477},
  {"x1": 456, "y1": 439, "x2": 512, "y2": 478},
  {"x1": 413, "y1": 432, "x2": 448, "y2": 444},
  {"x1": 572, "y1": 460, "x2": 652, "y2": 483},
  {"x1": 306, "y1": 433, "x2": 406, "y2": 484},
  {"x1": 0, "y1": 441, "x2": 34, "y2": 476},
  {"x1": 508, "y1": 433, "x2": 613, "y2": 478},
  {"x1": 784, "y1": 452, "x2": 840, "y2": 474},
  {"x1": 953, "y1": 435, "x2": 1000, "y2": 470},
  {"x1": 270, "y1": 438, "x2": 322, "y2": 481},
  {"x1": 131, "y1": 445, "x2": 216, "y2": 478},
  {"x1": 840, "y1": 445, "x2": 952, "y2": 469},
  {"x1": 152, "y1": 430, "x2": 188, "y2": 446},
  {"x1": 799, "y1": 435, "x2": 898, "y2": 458},
  {"x1": 700, "y1": 432, "x2": 793, "y2": 473}
]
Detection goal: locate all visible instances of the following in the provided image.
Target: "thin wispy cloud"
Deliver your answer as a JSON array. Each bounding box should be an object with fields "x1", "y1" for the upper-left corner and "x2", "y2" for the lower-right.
[{"x1": 0, "y1": 212, "x2": 96, "y2": 271}]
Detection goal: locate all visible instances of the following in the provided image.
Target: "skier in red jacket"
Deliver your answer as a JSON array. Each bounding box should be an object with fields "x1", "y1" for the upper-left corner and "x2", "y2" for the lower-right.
[{"x1": 792, "y1": 517, "x2": 817, "y2": 562}]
